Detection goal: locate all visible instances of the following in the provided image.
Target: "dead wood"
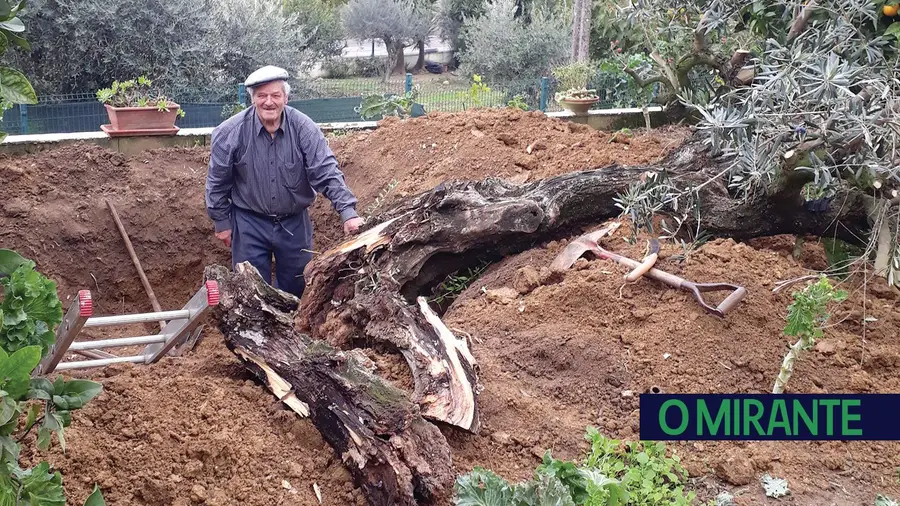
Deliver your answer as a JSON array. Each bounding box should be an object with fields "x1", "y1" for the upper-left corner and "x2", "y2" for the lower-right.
[{"x1": 203, "y1": 263, "x2": 454, "y2": 506}]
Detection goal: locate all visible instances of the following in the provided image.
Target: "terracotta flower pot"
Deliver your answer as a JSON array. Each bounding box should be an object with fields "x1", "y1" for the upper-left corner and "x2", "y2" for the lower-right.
[
  {"x1": 101, "y1": 103, "x2": 180, "y2": 137},
  {"x1": 558, "y1": 97, "x2": 599, "y2": 115}
]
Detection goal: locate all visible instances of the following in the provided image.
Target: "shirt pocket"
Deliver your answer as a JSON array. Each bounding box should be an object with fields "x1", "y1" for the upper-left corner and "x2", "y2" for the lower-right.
[{"x1": 280, "y1": 155, "x2": 307, "y2": 190}]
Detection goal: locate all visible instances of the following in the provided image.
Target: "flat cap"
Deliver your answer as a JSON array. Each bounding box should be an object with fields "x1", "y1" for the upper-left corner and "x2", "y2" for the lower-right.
[{"x1": 244, "y1": 65, "x2": 289, "y2": 87}]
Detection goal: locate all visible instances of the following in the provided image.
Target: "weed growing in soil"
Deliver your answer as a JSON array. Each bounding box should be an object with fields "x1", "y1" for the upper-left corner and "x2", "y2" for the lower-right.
[
  {"x1": 453, "y1": 427, "x2": 696, "y2": 505},
  {"x1": 772, "y1": 275, "x2": 847, "y2": 394},
  {"x1": 429, "y1": 261, "x2": 491, "y2": 308}
]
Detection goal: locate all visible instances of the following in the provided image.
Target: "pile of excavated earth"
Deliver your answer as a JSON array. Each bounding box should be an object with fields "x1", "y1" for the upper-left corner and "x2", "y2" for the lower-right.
[{"x1": 1, "y1": 108, "x2": 897, "y2": 506}]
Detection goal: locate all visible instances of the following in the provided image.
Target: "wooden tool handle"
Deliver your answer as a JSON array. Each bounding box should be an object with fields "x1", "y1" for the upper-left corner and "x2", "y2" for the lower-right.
[
  {"x1": 717, "y1": 287, "x2": 747, "y2": 314},
  {"x1": 597, "y1": 248, "x2": 685, "y2": 288},
  {"x1": 107, "y1": 200, "x2": 166, "y2": 331}
]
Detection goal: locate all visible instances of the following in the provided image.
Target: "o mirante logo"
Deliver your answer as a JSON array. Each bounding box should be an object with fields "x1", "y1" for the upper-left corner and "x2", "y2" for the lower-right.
[{"x1": 639, "y1": 394, "x2": 895, "y2": 440}]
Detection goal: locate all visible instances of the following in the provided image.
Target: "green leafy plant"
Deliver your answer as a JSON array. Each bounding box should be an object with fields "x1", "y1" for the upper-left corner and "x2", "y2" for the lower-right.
[
  {"x1": 453, "y1": 428, "x2": 695, "y2": 505},
  {"x1": 553, "y1": 61, "x2": 597, "y2": 92},
  {"x1": 429, "y1": 261, "x2": 490, "y2": 307},
  {"x1": 0, "y1": 345, "x2": 105, "y2": 505},
  {"x1": 0, "y1": 253, "x2": 63, "y2": 358},
  {"x1": 355, "y1": 89, "x2": 419, "y2": 120},
  {"x1": 583, "y1": 429, "x2": 695, "y2": 505},
  {"x1": 96, "y1": 75, "x2": 185, "y2": 118},
  {"x1": 0, "y1": 0, "x2": 38, "y2": 142},
  {"x1": 0, "y1": 250, "x2": 105, "y2": 504},
  {"x1": 772, "y1": 275, "x2": 848, "y2": 393},
  {"x1": 221, "y1": 102, "x2": 247, "y2": 119},
  {"x1": 507, "y1": 94, "x2": 529, "y2": 110},
  {"x1": 876, "y1": 494, "x2": 899, "y2": 506},
  {"x1": 553, "y1": 61, "x2": 600, "y2": 102},
  {"x1": 456, "y1": 74, "x2": 491, "y2": 108},
  {"x1": 0, "y1": 249, "x2": 28, "y2": 278}
]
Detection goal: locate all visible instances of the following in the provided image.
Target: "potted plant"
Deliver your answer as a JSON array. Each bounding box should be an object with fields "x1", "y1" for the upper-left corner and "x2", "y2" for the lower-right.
[
  {"x1": 96, "y1": 76, "x2": 185, "y2": 136},
  {"x1": 552, "y1": 61, "x2": 600, "y2": 114}
]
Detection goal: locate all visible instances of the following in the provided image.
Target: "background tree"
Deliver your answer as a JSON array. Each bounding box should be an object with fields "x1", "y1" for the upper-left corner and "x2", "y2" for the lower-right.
[
  {"x1": 211, "y1": 0, "x2": 338, "y2": 89},
  {"x1": 9, "y1": 0, "x2": 339, "y2": 96},
  {"x1": 456, "y1": 0, "x2": 569, "y2": 83},
  {"x1": 433, "y1": 0, "x2": 487, "y2": 68},
  {"x1": 570, "y1": 0, "x2": 591, "y2": 61},
  {"x1": 283, "y1": 0, "x2": 347, "y2": 59},
  {"x1": 341, "y1": 0, "x2": 433, "y2": 80}
]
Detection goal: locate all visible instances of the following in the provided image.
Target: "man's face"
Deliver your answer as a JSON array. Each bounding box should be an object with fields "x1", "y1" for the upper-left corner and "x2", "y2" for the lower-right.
[{"x1": 252, "y1": 80, "x2": 287, "y2": 124}]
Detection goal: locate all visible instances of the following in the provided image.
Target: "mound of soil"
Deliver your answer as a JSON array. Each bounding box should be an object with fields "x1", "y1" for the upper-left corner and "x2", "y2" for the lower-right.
[
  {"x1": 442, "y1": 224, "x2": 900, "y2": 505},
  {"x1": 1, "y1": 108, "x2": 896, "y2": 505}
]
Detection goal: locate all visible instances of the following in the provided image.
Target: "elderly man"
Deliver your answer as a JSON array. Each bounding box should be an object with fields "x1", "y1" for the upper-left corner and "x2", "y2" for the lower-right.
[{"x1": 205, "y1": 65, "x2": 363, "y2": 298}]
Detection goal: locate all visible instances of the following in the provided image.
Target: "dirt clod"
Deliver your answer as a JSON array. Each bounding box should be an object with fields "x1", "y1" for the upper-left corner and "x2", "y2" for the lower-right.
[
  {"x1": 513, "y1": 266, "x2": 541, "y2": 295},
  {"x1": 191, "y1": 484, "x2": 208, "y2": 503},
  {"x1": 716, "y1": 452, "x2": 755, "y2": 486}
]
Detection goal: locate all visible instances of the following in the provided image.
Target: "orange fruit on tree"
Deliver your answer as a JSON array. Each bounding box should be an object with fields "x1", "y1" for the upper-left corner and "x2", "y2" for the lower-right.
[{"x1": 885, "y1": 4, "x2": 899, "y2": 16}]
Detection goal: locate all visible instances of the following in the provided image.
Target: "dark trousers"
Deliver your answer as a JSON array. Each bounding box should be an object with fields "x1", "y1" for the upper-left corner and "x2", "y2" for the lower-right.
[{"x1": 231, "y1": 206, "x2": 313, "y2": 299}]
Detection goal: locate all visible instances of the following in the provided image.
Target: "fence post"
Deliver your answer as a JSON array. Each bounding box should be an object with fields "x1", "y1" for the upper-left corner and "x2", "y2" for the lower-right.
[
  {"x1": 405, "y1": 73, "x2": 412, "y2": 94},
  {"x1": 539, "y1": 77, "x2": 549, "y2": 111},
  {"x1": 19, "y1": 104, "x2": 27, "y2": 134},
  {"x1": 238, "y1": 84, "x2": 246, "y2": 105}
]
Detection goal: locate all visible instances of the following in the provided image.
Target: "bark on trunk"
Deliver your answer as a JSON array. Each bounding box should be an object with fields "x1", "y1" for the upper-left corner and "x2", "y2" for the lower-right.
[
  {"x1": 203, "y1": 263, "x2": 454, "y2": 506},
  {"x1": 413, "y1": 39, "x2": 426, "y2": 72},
  {"x1": 393, "y1": 41, "x2": 408, "y2": 76},
  {"x1": 570, "y1": 0, "x2": 591, "y2": 62},
  {"x1": 298, "y1": 218, "x2": 481, "y2": 433}
]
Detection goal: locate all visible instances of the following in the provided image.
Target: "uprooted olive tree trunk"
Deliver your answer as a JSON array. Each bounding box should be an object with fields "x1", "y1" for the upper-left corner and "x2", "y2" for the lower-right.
[
  {"x1": 206, "y1": 133, "x2": 874, "y2": 506},
  {"x1": 204, "y1": 263, "x2": 455, "y2": 506},
  {"x1": 298, "y1": 135, "x2": 872, "y2": 358}
]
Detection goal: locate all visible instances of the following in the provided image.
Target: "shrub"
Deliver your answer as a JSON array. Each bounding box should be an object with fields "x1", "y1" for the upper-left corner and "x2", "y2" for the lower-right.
[{"x1": 456, "y1": 0, "x2": 569, "y2": 83}]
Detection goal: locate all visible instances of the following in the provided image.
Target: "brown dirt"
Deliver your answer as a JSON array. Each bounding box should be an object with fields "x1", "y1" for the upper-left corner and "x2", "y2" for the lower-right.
[
  {"x1": 1, "y1": 107, "x2": 897, "y2": 505},
  {"x1": 442, "y1": 224, "x2": 900, "y2": 505}
]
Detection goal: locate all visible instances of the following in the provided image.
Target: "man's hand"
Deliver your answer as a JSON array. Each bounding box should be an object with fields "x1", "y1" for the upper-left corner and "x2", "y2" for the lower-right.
[
  {"x1": 343, "y1": 217, "x2": 364, "y2": 235},
  {"x1": 215, "y1": 229, "x2": 232, "y2": 248}
]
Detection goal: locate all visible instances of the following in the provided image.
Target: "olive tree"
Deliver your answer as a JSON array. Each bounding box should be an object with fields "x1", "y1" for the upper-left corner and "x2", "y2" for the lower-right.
[
  {"x1": 433, "y1": 0, "x2": 487, "y2": 66},
  {"x1": 456, "y1": 0, "x2": 569, "y2": 83},
  {"x1": 341, "y1": 0, "x2": 433, "y2": 81}
]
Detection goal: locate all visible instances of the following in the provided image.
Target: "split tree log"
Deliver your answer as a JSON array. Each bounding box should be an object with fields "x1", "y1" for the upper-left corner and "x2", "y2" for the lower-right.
[
  {"x1": 297, "y1": 137, "x2": 872, "y2": 429},
  {"x1": 299, "y1": 217, "x2": 482, "y2": 433},
  {"x1": 203, "y1": 263, "x2": 454, "y2": 506}
]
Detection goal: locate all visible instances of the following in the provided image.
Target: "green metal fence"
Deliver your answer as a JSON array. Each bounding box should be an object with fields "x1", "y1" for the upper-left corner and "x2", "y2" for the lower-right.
[{"x1": 0, "y1": 73, "x2": 656, "y2": 136}]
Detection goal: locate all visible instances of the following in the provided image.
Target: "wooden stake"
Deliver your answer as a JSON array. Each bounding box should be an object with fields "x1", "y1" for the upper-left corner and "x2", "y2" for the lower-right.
[{"x1": 106, "y1": 200, "x2": 166, "y2": 331}]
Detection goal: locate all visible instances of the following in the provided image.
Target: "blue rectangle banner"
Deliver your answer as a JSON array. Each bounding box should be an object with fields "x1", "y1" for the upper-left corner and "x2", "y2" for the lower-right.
[{"x1": 639, "y1": 394, "x2": 900, "y2": 440}]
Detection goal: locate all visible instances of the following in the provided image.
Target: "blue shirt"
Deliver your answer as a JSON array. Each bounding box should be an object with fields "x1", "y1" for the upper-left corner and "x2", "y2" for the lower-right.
[{"x1": 205, "y1": 105, "x2": 359, "y2": 232}]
